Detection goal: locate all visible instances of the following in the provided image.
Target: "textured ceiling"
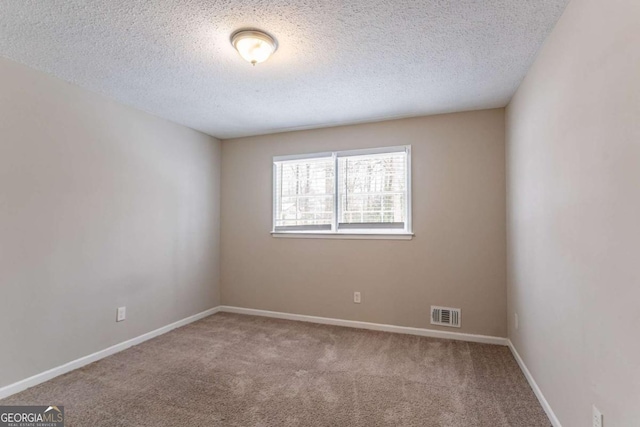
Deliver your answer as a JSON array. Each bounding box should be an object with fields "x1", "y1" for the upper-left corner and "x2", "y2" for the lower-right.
[{"x1": 0, "y1": 0, "x2": 569, "y2": 139}]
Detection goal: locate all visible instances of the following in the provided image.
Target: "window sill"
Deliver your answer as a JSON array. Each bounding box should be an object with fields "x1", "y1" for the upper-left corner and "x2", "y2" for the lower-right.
[{"x1": 271, "y1": 232, "x2": 414, "y2": 240}]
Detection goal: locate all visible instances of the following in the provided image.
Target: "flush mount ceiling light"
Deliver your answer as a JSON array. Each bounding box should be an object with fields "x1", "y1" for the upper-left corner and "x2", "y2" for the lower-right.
[{"x1": 231, "y1": 29, "x2": 278, "y2": 66}]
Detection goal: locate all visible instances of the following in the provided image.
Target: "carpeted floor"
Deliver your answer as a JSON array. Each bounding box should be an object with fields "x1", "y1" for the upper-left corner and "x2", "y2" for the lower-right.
[{"x1": 1, "y1": 312, "x2": 550, "y2": 426}]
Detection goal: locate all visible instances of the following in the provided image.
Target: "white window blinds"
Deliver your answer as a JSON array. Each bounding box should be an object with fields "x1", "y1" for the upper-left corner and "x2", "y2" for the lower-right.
[
  {"x1": 338, "y1": 150, "x2": 407, "y2": 230},
  {"x1": 273, "y1": 146, "x2": 410, "y2": 234},
  {"x1": 273, "y1": 156, "x2": 335, "y2": 231}
]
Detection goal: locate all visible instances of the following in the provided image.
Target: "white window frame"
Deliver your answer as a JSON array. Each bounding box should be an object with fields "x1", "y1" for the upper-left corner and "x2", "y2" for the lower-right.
[{"x1": 272, "y1": 145, "x2": 413, "y2": 240}]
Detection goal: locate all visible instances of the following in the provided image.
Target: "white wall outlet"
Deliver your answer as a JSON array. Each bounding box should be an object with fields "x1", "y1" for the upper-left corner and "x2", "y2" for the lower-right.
[
  {"x1": 592, "y1": 405, "x2": 603, "y2": 427},
  {"x1": 116, "y1": 306, "x2": 126, "y2": 322},
  {"x1": 353, "y1": 292, "x2": 361, "y2": 304},
  {"x1": 515, "y1": 313, "x2": 519, "y2": 330}
]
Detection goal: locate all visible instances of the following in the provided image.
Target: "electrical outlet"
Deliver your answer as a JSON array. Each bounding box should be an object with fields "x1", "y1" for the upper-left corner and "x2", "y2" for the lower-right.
[
  {"x1": 515, "y1": 313, "x2": 519, "y2": 330},
  {"x1": 353, "y1": 292, "x2": 361, "y2": 304},
  {"x1": 592, "y1": 405, "x2": 603, "y2": 427},
  {"x1": 116, "y1": 306, "x2": 126, "y2": 322}
]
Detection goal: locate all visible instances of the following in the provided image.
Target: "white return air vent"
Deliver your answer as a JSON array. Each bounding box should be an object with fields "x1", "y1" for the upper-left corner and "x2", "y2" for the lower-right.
[{"x1": 431, "y1": 306, "x2": 461, "y2": 328}]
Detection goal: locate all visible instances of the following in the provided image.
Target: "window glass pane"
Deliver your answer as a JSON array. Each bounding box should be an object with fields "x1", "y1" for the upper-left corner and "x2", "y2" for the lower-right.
[
  {"x1": 338, "y1": 152, "x2": 406, "y2": 227},
  {"x1": 274, "y1": 157, "x2": 334, "y2": 228}
]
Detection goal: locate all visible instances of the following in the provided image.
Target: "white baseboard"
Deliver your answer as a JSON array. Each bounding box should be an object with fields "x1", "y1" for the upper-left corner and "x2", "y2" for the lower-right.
[
  {"x1": 507, "y1": 339, "x2": 561, "y2": 427},
  {"x1": 219, "y1": 306, "x2": 508, "y2": 346},
  {"x1": 0, "y1": 306, "x2": 221, "y2": 400}
]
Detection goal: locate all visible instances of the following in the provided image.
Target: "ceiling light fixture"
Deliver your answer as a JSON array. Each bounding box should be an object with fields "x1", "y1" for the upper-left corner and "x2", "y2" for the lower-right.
[{"x1": 231, "y1": 29, "x2": 278, "y2": 66}]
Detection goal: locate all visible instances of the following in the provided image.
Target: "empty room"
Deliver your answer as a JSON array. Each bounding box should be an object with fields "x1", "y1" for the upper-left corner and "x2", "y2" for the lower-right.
[{"x1": 0, "y1": 0, "x2": 638, "y2": 426}]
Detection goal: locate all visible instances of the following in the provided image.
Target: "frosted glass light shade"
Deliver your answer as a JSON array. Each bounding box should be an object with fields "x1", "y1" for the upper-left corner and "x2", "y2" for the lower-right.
[{"x1": 231, "y1": 30, "x2": 278, "y2": 65}]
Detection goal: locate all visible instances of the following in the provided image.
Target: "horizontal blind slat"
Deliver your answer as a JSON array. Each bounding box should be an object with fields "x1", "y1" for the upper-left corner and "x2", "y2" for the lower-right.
[{"x1": 338, "y1": 222, "x2": 405, "y2": 230}]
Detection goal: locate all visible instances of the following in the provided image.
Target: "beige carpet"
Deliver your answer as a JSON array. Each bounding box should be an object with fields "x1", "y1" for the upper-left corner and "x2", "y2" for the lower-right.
[{"x1": 1, "y1": 313, "x2": 550, "y2": 426}]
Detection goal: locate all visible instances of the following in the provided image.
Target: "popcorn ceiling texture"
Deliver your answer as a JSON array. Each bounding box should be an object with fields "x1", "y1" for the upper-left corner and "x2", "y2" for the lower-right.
[{"x1": 0, "y1": 0, "x2": 569, "y2": 138}]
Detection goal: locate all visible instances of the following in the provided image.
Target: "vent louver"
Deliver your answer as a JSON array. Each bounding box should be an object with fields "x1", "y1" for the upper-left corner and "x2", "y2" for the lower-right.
[{"x1": 431, "y1": 306, "x2": 461, "y2": 328}]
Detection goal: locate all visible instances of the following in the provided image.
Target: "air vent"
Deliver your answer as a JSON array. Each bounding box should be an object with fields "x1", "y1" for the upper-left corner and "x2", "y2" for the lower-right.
[{"x1": 431, "y1": 306, "x2": 461, "y2": 328}]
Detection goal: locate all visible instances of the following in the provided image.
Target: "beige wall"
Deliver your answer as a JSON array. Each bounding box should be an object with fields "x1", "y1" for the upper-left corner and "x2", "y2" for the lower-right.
[
  {"x1": 221, "y1": 109, "x2": 507, "y2": 337},
  {"x1": 0, "y1": 58, "x2": 221, "y2": 388},
  {"x1": 506, "y1": 0, "x2": 640, "y2": 425}
]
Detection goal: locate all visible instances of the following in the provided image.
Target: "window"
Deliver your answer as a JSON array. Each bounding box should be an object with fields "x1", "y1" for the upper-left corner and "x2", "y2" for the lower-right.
[{"x1": 273, "y1": 146, "x2": 412, "y2": 238}]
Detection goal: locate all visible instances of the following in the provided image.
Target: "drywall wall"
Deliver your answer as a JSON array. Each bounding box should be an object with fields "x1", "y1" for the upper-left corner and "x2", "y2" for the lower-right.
[
  {"x1": 506, "y1": 0, "x2": 640, "y2": 425},
  {"x1": 221, "y1": 109, "x2": 507, "y2": 337},
  {"x1": 0, "y1": 57, "x2": 221, "y2": 388}
]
